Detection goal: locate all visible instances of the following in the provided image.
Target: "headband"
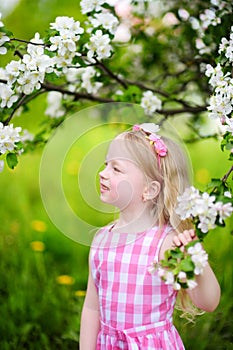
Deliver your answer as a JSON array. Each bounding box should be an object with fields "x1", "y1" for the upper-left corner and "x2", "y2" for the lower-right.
[{"x1": 132, "y1": 123, "x2": 167, "y2": 167}]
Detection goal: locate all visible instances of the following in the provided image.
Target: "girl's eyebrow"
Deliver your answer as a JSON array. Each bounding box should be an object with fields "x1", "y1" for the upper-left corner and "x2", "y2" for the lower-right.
[{"x1": 105, "y1": 158, "x2": 126, "y2": 168}]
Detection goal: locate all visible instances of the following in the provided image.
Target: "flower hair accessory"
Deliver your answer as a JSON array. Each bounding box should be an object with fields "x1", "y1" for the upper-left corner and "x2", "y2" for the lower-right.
[{"x1": 132, "y1": 123, "x2": 168, "y2": 167}]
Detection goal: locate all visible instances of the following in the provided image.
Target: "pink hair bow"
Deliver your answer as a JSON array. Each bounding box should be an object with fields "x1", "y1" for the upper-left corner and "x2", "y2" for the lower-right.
[{"x1": 132, "y1": 123, "x2": 168, "y2": 167}]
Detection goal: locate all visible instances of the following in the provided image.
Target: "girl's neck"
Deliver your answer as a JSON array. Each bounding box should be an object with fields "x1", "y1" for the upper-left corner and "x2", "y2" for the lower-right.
[{"x1": 112, "y1": 205, "x2": 157, "y2": 234}]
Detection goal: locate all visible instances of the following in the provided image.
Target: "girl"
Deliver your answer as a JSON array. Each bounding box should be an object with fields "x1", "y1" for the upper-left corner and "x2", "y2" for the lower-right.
[{"x1": 80, "y1": 123, "x2": 220, "y2": 349}]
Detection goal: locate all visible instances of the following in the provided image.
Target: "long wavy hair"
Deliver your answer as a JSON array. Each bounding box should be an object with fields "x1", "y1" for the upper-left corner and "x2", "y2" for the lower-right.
[{"x1": 120, "y1": 129, "x2": 201, "y2": 319}]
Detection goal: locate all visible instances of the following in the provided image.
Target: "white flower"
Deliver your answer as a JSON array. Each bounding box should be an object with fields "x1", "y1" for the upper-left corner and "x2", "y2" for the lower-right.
[
  {"x1": 0, "y1": 159, "x2": 4, "y2": 172},
  {"x1": 86, "y1": 30, "x2": 112, "y2": 60},
  {"x1": 173, "y1": 282, "x2": 181, "y2": 291},
  {"x1": 0, "y1": 84, "x2": 18, "y2": 108},
  {"x1": 17, "y1": 71, "x2": 44, "y2": 95},
  {"x1": 219, "y1": 37, "x2": 229, "y2": 53},
  {"x1": 0, "y1": 123, "x2": 22, "y2": 154},
  {"x1": 157, "y1": 267, "x2": 165, "y2": 278},
  {"x1": 214, "y1": 201, "x2": 233, "y2": 224},
  {"x1": 188, "y1": 242, "x2": 208, "y2": 275},
  {"x1": 0, "y1": 32, "x2": 10, "y2": 55},
  {"x1": 89, "y1": 12, "x2": 119, "y2": 34},
  {"x1": 164, "y1": 271, "x2": 174, "y2": 285},
  {"x1": 226, "y1": 44, "x2": 233, "y2": 62},
  {"x1": 139, "y1": 123, "x2": 160, "y2": 134},
  {"x1": 225, "y1": 118, "x2": 233, "y2": 136},
  {"x1": 224, "y1": 191, "x2": 232, "y2": 198},
  {"x1": 205, "y1": 63, "x2": 224, "y2": 88},
  {"x1": 50, "y1": 17, "x2": 84, "y2": 35},
  {"x1": 176, "y1": 186, "x2": 200, "y2": 220},
  {"x1": 147, "y1": 262, "x2": 157, "y2": 274},
  {"x1": 207, "y1": 94, "x2": 232, "y2": 120},
  {"x1": 197, "y1": 216, "x2": 216, "y2": 233},
  {"x1": 187, "y1": 279, "x2": 198, "y2": 290},
  {"x1": 189, "y1": 17, "x2": 200, "y2": 31},
  {"x1": 177, "y1": 271, "x2": 187, "y2": 282},
  {"x1": 178, "y1": 9, "x2": 190, "y2": 21},
  {"x1": 81, "y1": 66, "x2": 103, "y2": 94},
  {"x1": 0, "y1": 13, "x2": 4, "y2": 27},
  {"x1": 80, "y1": 0, "x2": 106, "y2": 14},
  {"x1": 140, "y1": 90, "x2": 162, "y2": 116},
  {"x1": 45, "y1": 91, "x2": 65, "y2": 118},
  {"x1": 5, "y1": 60, "x2": 25, "y2": 85},
  {"x1": 200, "y1": 8, "x2": 220, "y2": 30},
  {"x1": 195, "y1": 192, "x2": 216, "y2": 216}
]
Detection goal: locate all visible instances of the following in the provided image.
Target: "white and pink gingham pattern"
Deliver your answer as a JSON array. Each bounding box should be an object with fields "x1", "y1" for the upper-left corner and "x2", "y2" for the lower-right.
[{"x1": 91, "y1": 225, "x2": 185, "y2": 349}]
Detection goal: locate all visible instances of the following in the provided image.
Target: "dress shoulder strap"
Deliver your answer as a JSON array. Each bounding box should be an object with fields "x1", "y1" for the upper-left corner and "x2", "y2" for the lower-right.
[{"x1": 150, "y1": 225, "x2": 171, "y2": 264}]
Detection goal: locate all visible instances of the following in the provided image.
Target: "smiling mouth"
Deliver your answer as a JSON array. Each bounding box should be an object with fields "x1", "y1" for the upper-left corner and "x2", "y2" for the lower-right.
[{"x1": 100, "y1": 183, "x2": 109, "y2": 192}]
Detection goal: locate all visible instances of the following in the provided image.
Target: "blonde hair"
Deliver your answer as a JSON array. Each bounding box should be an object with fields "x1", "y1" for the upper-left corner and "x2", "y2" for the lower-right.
[
  {"x1": 122, "y1": 129, "x2": 192, "y2": 232},
  {"x1": 121, "y1": 129, "x2": 200, "y2": 319}
]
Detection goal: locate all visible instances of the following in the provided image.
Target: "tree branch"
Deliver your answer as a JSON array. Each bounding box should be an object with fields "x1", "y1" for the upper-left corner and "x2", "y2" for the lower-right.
[
  {"x1": 41, "y1": 82, "x2": 114, "y2": 103},
  {"x1": 95, "y1": 59, "x2": 128, "y2": 89},
  {"x1": 222, "y1": 165, "x2": 233, "y2": 183},
  {"x1": 11, "y1": 38, "x2": 46, "y2": 46},
  {"x1": 160, "y1": 105, "x2": 207, "y2": 116}
]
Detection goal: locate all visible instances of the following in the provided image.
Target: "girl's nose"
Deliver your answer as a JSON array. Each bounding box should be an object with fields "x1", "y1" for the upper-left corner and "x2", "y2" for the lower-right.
[{"x1": 99, "y1": 167, "x2": 108, "y2": 179}]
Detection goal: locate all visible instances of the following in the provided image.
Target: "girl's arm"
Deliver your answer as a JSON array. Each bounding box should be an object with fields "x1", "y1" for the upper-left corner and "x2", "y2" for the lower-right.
[
  {"x1": 160, "y1": 229, "x2": 221, "y2": 312},
  {"x1": 173, "y1": 230, "x2": 221, "y2": 312},
  {"x1": 80, "y1": 259, "x2": 100, "y2": 350}
]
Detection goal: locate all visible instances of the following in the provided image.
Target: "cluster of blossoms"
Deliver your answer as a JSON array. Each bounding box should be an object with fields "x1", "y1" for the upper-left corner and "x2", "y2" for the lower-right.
[
  {"x1": 45, "y1": 92, "x2": 65, "y2": 118},
  {"x1": 140, "y1": 90, "x2": 162, "y2": 116},
  {"x1": 0, "y1": 2, "x2": 120, "y2": 163},
  {"x1": 178, "y1": 1, "x2": 232, "y2": 55},
  {"x1": 49, "y1": 16, "x2": 84, "y2": 72},
  {"x1": 0, "y1": 122, "x2": 33, "y2": 172},
  {"x1": 80, "y1": 0, "x2": 119, "y2": 61},
  {"x1": 86, "y1": 29, "x2": 112, "y2": 61},
  {"x1": 0, "y1": 32, "x2": 54, "y2": 107},
  {"x1": 45, "y1": 65, "x2": 104, "y2": 118},
  {"x1": 148, "y1": 242, "x2": 208, "y2": 291},
  {"x1": 0, "y1": 13, "x2": 10, "y2": 55},
  {"x1": 176, "y1": 186, "x2": 233, "y2": 233},
  {"x1": 204, "y1": 27, "x2": 233, "y2": 136},
  {"x1": 66, "y1": 66, "x2": 103, "y2": 94}
]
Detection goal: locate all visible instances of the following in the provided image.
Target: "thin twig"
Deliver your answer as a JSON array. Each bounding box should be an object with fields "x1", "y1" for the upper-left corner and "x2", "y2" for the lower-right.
[
  {"x1": 3, "y1": 94, "x2": 27, "y2": 125},
  {"x1": 14, "y1": 50, "x2": 23, "y2": 59},
  {"x1": 3, "y1": 90, "x2": 47, "y2": 126},
  {"x1": 222, "y1": 165, "x2": 233, "y2": 183},
  {"x1": 42, "y1": 82, "x2": 114, "y2": 103},
  {"x1": 11, "y1": 38, "x2": 45, "y2": 46},
  {"x1": 95, "y1": 59, "x2": 128, "y2": 89}
]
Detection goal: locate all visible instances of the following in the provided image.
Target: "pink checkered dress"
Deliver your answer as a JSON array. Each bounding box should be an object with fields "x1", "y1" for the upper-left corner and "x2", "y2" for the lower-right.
[{"x1": 91, "y1": 225, "x2": 185, "y2": 350}]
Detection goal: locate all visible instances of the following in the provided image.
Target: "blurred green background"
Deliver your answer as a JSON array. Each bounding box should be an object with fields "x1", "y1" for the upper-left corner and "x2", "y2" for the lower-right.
[{"x1": 1, "y1": 1, "x2": 233, "y2": 349}]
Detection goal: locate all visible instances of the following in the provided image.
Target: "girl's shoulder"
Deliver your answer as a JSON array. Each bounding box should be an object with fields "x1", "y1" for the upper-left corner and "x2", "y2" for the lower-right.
[
  {"x1": 90, "y1": 223, "x2": 114, "y2": 249},
  {"x1": 158, "y1": 227, "x2": 177, "y2": 261}
]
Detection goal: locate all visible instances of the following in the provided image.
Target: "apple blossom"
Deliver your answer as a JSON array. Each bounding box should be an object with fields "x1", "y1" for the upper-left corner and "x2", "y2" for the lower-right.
[
  {"x1": 0, "y1": 32, "x2": 10, "y2": 55},
  {"x1": 80, "y1": 0, "x2": 106, "y2": 14},
  {"x1": 89, "y1": 12, "x2": 119, "y2": 34},
  {"x1": 0, "y1": 84, "x2": 18, "y2": 108},
  {"x1": 140, "y1": 91, "x2": 162, "y2": 116},
  {"x1": 187, "y1": 243, "x2": 208, "y2": 275},
  {"x1": 86, "y1": 30, "x2": 112, "y2": 60},
  {"x1": 45, "y1": 91, "x2": 66, "y2": 118}
]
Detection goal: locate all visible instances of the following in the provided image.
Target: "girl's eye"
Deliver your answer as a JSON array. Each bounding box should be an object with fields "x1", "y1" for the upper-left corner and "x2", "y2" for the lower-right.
[{"x1": 113, "y1": 167, "x2": 121, "y2": 172}]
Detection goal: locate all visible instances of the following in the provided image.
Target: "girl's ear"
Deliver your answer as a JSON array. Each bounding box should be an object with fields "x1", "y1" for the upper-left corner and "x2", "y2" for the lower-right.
[{"x1": 143, "y1": 181, "x2": 161, "y2": 201}]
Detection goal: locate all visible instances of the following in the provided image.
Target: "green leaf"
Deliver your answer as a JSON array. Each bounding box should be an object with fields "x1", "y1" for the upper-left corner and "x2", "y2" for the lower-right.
[
  {"x1": 170, "y1": 248, "x2": 184, "y2": 259},
  {"x1": 179, "y1": 258, "x2": 194, "y2": 272},
  {"x1": 6, "y1": 153, "x2": 18, "y2": 169}
]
